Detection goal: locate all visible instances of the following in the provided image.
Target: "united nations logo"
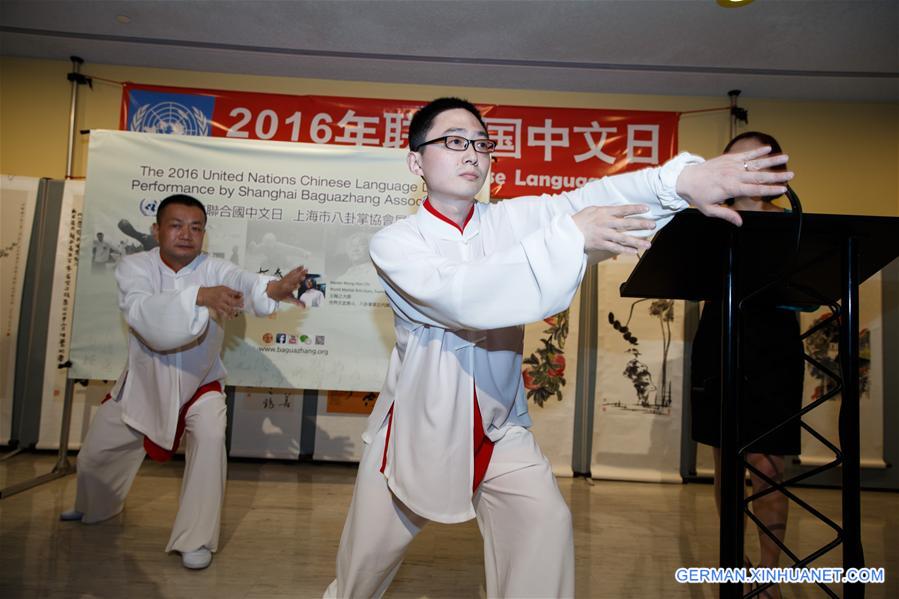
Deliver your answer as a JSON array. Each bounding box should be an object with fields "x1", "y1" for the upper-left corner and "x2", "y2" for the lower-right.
[
  {"x1": 130, "y1": 101, "x2": 209, "y2": 136},
  {"x1": 139, "y1": 197, "x2": 159, "y2": 217}
]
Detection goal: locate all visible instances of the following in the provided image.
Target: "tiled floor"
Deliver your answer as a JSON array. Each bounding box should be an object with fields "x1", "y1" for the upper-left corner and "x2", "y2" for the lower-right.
[{"x1": 1, "y1": 453, "x2": 895, "y2": 598}]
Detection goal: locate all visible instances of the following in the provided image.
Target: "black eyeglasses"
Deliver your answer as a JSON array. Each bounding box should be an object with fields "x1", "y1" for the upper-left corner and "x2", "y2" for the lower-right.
[{"x1": 415, "y1": 135, "x2": 497, "y2": 154}]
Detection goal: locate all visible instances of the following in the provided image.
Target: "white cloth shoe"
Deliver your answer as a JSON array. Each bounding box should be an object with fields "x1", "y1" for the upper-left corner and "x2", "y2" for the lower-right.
[
  {"x1": 181, "y1": 547, "x2": 212, "y2": 570},
  {"x1": 59, "y1": 509, "x2": 84, "y2": 521}
]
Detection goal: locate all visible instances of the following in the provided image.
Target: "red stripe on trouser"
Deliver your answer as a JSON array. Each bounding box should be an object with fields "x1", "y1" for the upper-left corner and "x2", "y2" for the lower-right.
[
  {"x1": 471, "y1": 390, "x2": 495, "y2": 491},
  {"x1": 380, "y1": 387, "x2": 495, "y2": 493},
  {"x1": 103, "y1": 380, "x2": 224, "y2": 463},
  {"x1": 380, "y1": 404, "x2": 394, "y2": 473}
]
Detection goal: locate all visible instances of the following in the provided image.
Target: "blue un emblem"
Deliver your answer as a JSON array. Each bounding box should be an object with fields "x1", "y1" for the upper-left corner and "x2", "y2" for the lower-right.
[
  {"x1": 139, "y1": 197, "x2": 159, "y2": 217},
  {"x1": 127, "y1": 90, "x2": 215, "y2": 136}
]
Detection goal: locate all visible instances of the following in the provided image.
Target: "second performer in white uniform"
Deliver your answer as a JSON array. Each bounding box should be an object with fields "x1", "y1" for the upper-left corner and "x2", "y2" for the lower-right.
[{"x1": 63, "y1": 194, "x2": 308, "y2": 570}]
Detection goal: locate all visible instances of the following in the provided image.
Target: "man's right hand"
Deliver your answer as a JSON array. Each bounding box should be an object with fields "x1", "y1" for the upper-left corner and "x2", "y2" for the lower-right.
[
  {"x1": 196, "y1": 286, "x2": 244, "y2": 320},
  {"x1": 571, "y1": 205, "x2": 656, "y2": 255}
]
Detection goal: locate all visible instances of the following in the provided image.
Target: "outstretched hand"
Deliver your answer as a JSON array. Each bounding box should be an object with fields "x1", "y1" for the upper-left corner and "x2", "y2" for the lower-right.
[
  {"x1": 571, "y1": 204, "x2": 656, "y2": 255},
  {"x1": 197, "y1": 286, "x2": 244, "y2": 320},
  {"x1": 675, "y1": 145, "x2": 794, "y2": 226},
  {"x1": 266, "y1": 265, "x2": 309, "y2": 305}
]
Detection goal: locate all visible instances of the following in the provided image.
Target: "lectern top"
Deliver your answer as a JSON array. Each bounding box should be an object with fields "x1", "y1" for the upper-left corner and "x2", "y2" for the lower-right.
[{"x1": 620, "y1": 210, "x2": 899, "y2": 305}]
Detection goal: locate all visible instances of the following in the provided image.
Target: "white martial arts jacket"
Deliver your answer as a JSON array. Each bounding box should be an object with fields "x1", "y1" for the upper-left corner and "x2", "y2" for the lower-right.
[
  {"x1": 110, "y1": 248, "x2": 278, "y2": 449},
  {"x1": 300, "y1": 287, "x2": 325, "y2": 307},
  {"x1": 367, "y1": 152, "x2": 702, "y2": 523}
]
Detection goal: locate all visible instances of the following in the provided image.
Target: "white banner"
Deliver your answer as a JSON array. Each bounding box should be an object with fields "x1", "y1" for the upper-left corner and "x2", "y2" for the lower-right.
[
  {"x1": 70, "y1": 130, "x2": 431, "y2": 390},
  {"x1": 593, "y1": 256, "x2": 684, "y2": 483},
  {"x1": 0, "y1": 175, "x2": 39, "y2": 445},
  {"x1": 799, "y1": 272, "x2": 886, "y2": 468}
]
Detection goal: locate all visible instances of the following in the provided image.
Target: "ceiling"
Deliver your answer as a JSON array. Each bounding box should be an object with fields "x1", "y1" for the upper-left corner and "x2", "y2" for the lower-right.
[{"x1": 1, "y1": 0, "x2": 897, "y2": 103}]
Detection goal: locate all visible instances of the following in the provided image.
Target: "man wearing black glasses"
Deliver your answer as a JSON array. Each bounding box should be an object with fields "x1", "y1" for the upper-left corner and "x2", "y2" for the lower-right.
[{"x1": 325, "y1": 97, "x2": 793, "y2": 598}]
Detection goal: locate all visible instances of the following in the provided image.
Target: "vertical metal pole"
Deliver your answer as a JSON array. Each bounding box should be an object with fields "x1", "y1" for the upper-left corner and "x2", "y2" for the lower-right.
[
  {"x1": 55, "y1": 55, "x2": 85, "y2": 472},
  {"x1": 680, "y1": 301, "x2": 700, "y2": 479},
  {"x1": 572, "y1": 264, "x2": 598, "y2": 476},
  {"x1": 51, "y1": 377, "x2": 76, "y2": 473},
  {"x1": 300, "y1": 389, "x2": 319, "y2": 457},
  {"x1": 728, "y1": 90, "x2": 741, "y2": 140},
  {"x1": 224, "y1": 385, "x2": 236, "y2": 455},
  {"x1": 65, "y1": 56, "x2": 85, "y2": 179},
  {"x1": 719, "y1": 231, "x2": 743, "y2": 599},
  {"x1": 841, "y1": 237, "x2": 865, "y2": 598}
]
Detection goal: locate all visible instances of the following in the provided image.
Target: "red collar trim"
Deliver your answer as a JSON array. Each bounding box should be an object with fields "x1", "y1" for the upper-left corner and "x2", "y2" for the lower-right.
[{"x1": 423, "y1": 198, "x2": 474, "y2": 234}]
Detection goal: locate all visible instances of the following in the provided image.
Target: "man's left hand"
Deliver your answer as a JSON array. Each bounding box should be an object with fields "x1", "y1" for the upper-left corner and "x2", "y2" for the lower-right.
[
  {"x1": 266, "y1": 265, "x2": 309, "y2": 305},
  {"x1": 676, "y1": 145, "x2": 794, "y2": 226}
]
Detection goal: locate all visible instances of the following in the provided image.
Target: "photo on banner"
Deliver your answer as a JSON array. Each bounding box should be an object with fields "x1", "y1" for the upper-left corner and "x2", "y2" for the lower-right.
[
  {"x1": 0, "y1": 175, "x2": 39, "y2": 445},
  {"x1": 593, "y1": 255, "x2": 685, "y2": 483}
]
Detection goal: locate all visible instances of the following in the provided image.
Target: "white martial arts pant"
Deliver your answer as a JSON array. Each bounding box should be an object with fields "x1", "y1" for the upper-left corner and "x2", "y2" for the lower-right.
[
  {"x1": 73, "y1": 392, "x2": 227, "y2": 553},
  {"x1": 324, "y1": 424, "x2": 574, "y2": 598}
]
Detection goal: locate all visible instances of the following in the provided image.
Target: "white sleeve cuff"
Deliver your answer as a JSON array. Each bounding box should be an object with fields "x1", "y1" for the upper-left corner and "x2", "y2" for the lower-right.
[
  {"x1": 250, "y1": 275, "x2": 279, "y2": 316},
  {"x1": 657, "y1": 151, "x2": 705, "y2": 210},
  {"x1": 183, "y1": 284, "x2": 211, "y2": 335}
]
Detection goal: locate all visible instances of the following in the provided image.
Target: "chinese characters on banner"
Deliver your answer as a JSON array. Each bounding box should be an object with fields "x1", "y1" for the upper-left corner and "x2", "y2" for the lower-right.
[{"x1": 121, "y1": 83, "x2": 679, "y2": 198}]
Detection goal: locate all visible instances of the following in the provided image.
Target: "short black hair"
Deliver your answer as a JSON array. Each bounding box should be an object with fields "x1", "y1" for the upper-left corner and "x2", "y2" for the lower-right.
[
  {"x1": 155, "y1": 194, "x2": 207, "y2": 223},
  {"x1": 408, "y1": 97, "x2": 488, "y2": 152},
  {"x1": 724, "y1": 131, "x2": 786, "y2": 203}
]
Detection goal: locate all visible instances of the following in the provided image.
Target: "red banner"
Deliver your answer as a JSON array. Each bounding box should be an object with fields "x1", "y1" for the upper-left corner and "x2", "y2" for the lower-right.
[{"x1": 121, "y1": 83, "x2": 679, "y2": 198}]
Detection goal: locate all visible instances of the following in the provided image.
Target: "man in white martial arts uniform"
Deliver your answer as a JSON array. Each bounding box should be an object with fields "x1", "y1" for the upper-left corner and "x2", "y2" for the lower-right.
[
  {"x1": 91, "y1": 231, "x2": 114, "y2": 273},
  {"x1": 62, "y1": 194, "x2": 308, "y2": 570},
  {"x1": 298, "y1": 278, "x2": 325, "y2": 308},
  {"x1": 324, "y1": 98, "x2": 793, "y2": 598}
]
